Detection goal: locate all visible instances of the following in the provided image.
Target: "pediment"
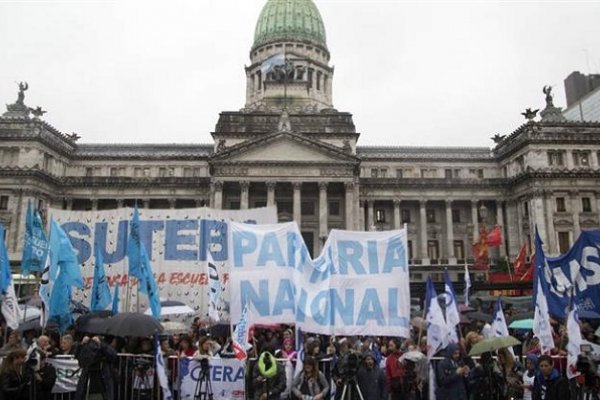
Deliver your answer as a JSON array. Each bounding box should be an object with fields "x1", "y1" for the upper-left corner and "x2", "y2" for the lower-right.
[{"x1": 211, "y1": 131, "x2": 358, "y2": 164}]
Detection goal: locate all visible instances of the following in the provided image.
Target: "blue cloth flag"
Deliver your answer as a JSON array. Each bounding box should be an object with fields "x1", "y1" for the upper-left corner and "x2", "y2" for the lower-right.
[
  {"x1": 425, "y1": 277, "x2": 450, "y2": 358},
  {"x1": 0, "y1": 225, "x2": 12, "y2": 294},
  {"x1": 140, "y1": 245, "x2": 161, "y2": 319},
  {"x1": 126, "y1": 206, "x2": 144, "y2": 280},
  {"x1": 443, "y1": 270, "x2": 460, "y2": 343},
  {"x1": 112, "y1": 282, "x2": 120, "y2": 315},
  {"x1": 155, "y1": 335, "x2": 173, "y2": 400},
  {"x1": 91, "y1": 247, "x2": 112, "y2": 312},
  {"x1": 49, "y1": 220, "x2": 84, "y2": 288},
  {"x1": 21, "y1": 202, "x2": 49, "y2": 275}
]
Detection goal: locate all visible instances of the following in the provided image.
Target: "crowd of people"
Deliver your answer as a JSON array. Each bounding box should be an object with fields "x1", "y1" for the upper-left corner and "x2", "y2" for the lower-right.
[{"x1": 0, "y1": 297, "x2": 598, "y2": 400}]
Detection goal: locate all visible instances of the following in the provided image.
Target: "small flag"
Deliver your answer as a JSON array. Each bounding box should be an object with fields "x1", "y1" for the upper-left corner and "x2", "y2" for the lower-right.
[
  {"x1": 491, "y1": 298, "x2": 514, "y2": 357},
  {"x1": 112, "y1": 282, "x2": 120, "y2": 315},
  {"x1": 1, "y1": 225, "x2": 21, "y2": 330},
  {"x1": 425, "y1": 277, "x2": 449, "y2": 358},
  {"x1": 294, "y1": 329, "x2": 305, "y2": 378},
  {"x1": 49, "y1": 220, "x2": 84, "y2": 288},
  {"x1": 140, "y1": 246, "x2": 161, "y2": 320},
  {"x1": 443, "y1": 270, "x2": 460, "y2": 343},
  {"x1": 513, "y1": 244, "x2": 527, "y2": 277},
  {"x1": 155, "y1": 335, "x2": 173, "y2": 400},
  {"x1": 566, "y1": 304, "x2": 582, "y2": 379},
  {"x1": 533, "y1": 262, "x2": 555, "y2": 354},
  {"x1": 464, "y1": 262, "x2": 471, "y2": 307},
  {"x1": 486, "y1": 225, "x2": 502, "y2": 247},
  {"x1": 21, "y1": 202, "x2": 49, "y2": 275},
  {"x1": 231, "y1": 303, "x2": 250, "y2": 361},
  {"x1": 90, "y1": 247, "x2": 112, "y2": 312},
  {"x1": 39, "y1": 254, "x2": 51, "y2": 328},
  {"x1": 126, "y1": 206, "x2": 144, "y2": 280}
]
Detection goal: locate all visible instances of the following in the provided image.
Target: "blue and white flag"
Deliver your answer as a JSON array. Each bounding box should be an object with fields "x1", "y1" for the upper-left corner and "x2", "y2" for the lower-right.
[
  {"x1": 464, "y1": 261, "x2": 471, "y2": 307},
  {"x1": 39, "y1": 254, "x2": 51, "y2": 328},
  {"x1": 443, "y1": 270, "x2": 460, "y2": 343},
  {"x1": 491, "y1": 298, "x2": 514, "y2": 357},
  {"x1": 21, "y1": 202, "x2": 49, "y2": 275},
  {"x1": 126, "y1": 206, "x2": 144, "y2": 280},
  {"x1": 260, "y1": 53, "x2": 285, "y2": 75},
  {"x1": 91, "y1": 247, "x2": 112, "y2": 312},
  {"x1": 294, "y1": 329, "x2": 305, "y2": 378},
  {"x1": 207, "y1": 248, "x2": 221, "y2": 323},
  {"x1": 425, "y1": 277, "x2": 449, "y2": 358},
  {"x1": 112, "y1": 282, "x2": 120, "y2": 315},
  {"x1": 1, "y1": 224, "x2": 21, "y2": 330},
  {"x1": 533, "y1": 278, "x2": 555, "y2": 354},
  {"x1": 49, "y1": 220, "x2": 84, "y2": 288},
  {"x1": 155, "y1": 335, "x2": 173, "y2": 400},
  {"x1": 231, "y1": 303, "x2": 250, "y2": 361},
  {"x1": 566, "y1": 304, "x2": 582, "y2": 379}
]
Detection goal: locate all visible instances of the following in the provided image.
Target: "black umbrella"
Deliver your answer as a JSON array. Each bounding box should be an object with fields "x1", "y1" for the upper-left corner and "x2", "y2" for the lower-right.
[
  {"x1": 465, "y1": 311, "x2": 493, "y2": 323},
  {"x1": 17, "y1": 318, "x2": 58, "y2": 332},
  {"x1": 103, "y1": 313, "x2": 163, "y2": 337},
  {"x1": 74, "y1": 310, "x2": 113, "y2": 334}
]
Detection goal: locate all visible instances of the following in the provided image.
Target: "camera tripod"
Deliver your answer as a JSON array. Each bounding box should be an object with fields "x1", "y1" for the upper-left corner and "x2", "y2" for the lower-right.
[
  {"x1": 339, "y1": 377, "x2": 365, "y2": 400},
  {"x1": 131, "y1": 365, "x2": 153, "y2": 400},
  {"x1": 194, "y1": 360, "x2": 214, "y2": 400}
]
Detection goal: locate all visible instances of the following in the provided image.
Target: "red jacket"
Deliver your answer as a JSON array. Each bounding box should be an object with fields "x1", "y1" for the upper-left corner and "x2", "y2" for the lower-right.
[{"x1": 385, "y1": 350, "x2": 405, "y2": 390}]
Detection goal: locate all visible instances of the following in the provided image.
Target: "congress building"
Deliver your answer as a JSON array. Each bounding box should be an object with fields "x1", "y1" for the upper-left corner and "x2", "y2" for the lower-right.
[{"x1": 2, "y1": 0, "x2": 600, "y2": 286}]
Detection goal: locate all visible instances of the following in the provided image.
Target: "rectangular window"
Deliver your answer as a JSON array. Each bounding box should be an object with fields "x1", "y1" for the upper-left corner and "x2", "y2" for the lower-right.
[
  {"x1": 0, "y1": 196, "x2": 8, "y2": 210},
  {"x1": 168, "y1": 167, "x2": 175, "y2": 176},
  {"x1": 558, "y1": 232, "x2": 570, "y2": 254},
  {"x1": 548, "y1": 151, "x2": 564, "y2": 166},
  {"x1": 454, "y1": 169, "x2": 460, "y2": 178},
  {"x1": 278, "y1": 201, "x2": 293, "y2": 214},
  {"x1": 183, "y1": 168, "x2": 192, "y2": 177},
  {"x1": 396, "y1": 169, "x2": 403, "y2": 178},
  {"x1": 85, "y1": 167, "x2": 93, "y2": 177},
  {"x1": 229, "y1": 201, "x2": 240, "y2": 210},
  {"x1": 328, "y1": 201, "x2": 340, "y2": 216},
  {"x1": 573, "y1": 151, "x2": 590, "y2": 167},
  {"x1": 556, "y1": 197, "x2": 566, "y2": 212},
  {"x1": 143, "y1": 168, "x2": 151, "y2": 177},
  {"x1": 454, "y1": 240, "x2": 465, "y2": 259},
  {"x1": 427, "y1": 240, "x2": 440, "y2": 260},
  {"x1": 301, "y1": 201, "x2": 315, "y2": 216},
  {"x1": 452, "y1": 209, "x2": 461, "y2": 223},
  {"x1": 426, "y1": 208, "x2": 436, "y2": 223},
  {"x1": 445, "y1": 169, "x2": 452, "y2": 179},
  {"x1": 371, "y1": 169, "x2": 378, "y2": 178},
  {"x1": 407, "y1": 240, "x2": 413, "y2": 260},
  {"x1": 523, "y1": 201, "x2": 529, "y2": 217},
  {"x1": 159, "y1": 168, "x2": 166, "y2": 177},
  {"x1": 375, "y1": 209, "x2": 386, "y2": 223},
  {"x1": 134, "y1": 167, "x2": 142, "y2": 177},
  {"x1": 401, "y1": 209, "x2": 411, "y2": 223},
  {"x1": 110, "y1": 167, "x2": 118, "y2": 177},
  {"x1": 380, "y1": 169, "x2": 387, "y2": 178},
  {"x1": 582, "y1": 197, "x2": 592, "y2": 212},
  {"x1": 477, "y1": 169, "x2": 484, "y2": 179},
  {"x1": 254, "y1": 201, "x2": 267, "y2": 208}
]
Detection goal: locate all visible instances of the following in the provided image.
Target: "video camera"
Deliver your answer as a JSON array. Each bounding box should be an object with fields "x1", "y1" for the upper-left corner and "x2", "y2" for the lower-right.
[
  {"x1": 133, "y1": 358, "x2": 153, "y2": 372},
  {"x1": 577, "y1": 344, "x2": 599, "y2": 385},
  {"x1": 339, "y1": 352, "x2": 362, "y2": 380}
]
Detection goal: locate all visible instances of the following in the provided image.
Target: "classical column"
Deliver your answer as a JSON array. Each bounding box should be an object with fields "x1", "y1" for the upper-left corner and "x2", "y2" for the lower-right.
[
  {"x1": 496, "y1": 201, "x2": 506, "y2": 257},
  {"x1": 445, "y1": 199, "x2": 455, "y2": 262},
  {"x1": 142, "y1": 199, "x2": 150, "y2": 209},
  {"x1": 240, "y1": 181, "x2": 249, "y2": 210},
  {"x1": 168, "y1": 198, "x2": 176, "y2": 209},
  {"x1": 516, "y1": 198, "x2": 525, "y2": 250},
  {"x1": 344, "y1": 182, "x2": 354, "y2": 230},
  {"x1": 544, "y1": 192, "x2": 557, "y2": 255},
  {"x1": 471, "y1": 200, "x2": 478, "y2": 241},
  {"x1": 572, "y1": 191, "x2": 581, "y2": 240},
  {"x1": 213, "y1": 181, "x2": 223, "y2": 209},
  {"x1": 393, "y1": 199, "x2": 401, "y2": 229},
  {"x1": 195, "y1": 198, "x2": 203, "y2": 208},
  {"x1": 419, "y1": 200, "x2": 428, "y2": 262},
  {"x1": 319, "y1": 182, "x2": 328, "y2": 243},
  {"x1": 116, "y1": 199, "x2": 124, "y2": 208},
  {"x1": 359, "y1": 200, "x2": 366, "y2": 231},
  {"x1": 91, "y1": 199, "x2": 98, "y2": 211},
  {"x1": 65, "y1": 198, "x2": 73, "y2": 210},
  {"x1": 266, "y1": 181, "x2": 276, "y2": 207},
  {"x1": 293, "y1": 182, "x2": 302, "y2": 226},
  {"x1": 506, "y1": 200, "x2": 520, "y2": 258},
  {"x1": 367, "y1": 199, "x2": 374, "y2": 231}
]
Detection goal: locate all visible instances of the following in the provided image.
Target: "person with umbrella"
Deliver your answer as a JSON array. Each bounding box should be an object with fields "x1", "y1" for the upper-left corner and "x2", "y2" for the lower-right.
[
  {"x1": 436, "y1": 343, "x2": 469, "y2": 400},
  {"x1": 532, "y1": 354, "x2": 569, "y2": 400}
]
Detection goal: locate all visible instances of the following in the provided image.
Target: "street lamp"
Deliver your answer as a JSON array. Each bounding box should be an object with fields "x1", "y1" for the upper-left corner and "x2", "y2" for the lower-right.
[{"x1": 375, "y1": 209, "x2": 385, "y2": 231}]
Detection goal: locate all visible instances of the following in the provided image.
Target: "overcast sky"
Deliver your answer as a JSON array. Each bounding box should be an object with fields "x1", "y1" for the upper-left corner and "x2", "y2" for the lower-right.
[{"x1": 1, "y1": 0, "x2": 599, "y2": 148}]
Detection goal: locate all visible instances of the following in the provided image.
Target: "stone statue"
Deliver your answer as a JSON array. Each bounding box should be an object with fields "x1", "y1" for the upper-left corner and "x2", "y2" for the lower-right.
[
  {"x1": 216, "y1": 139, "x2": 226, "y2": 152},
  {"x1": 277, "y1": 110, "x2": 292, "y2": 132},
  {"x1": 521, "y1": 107, "x2": 539, "y2": 122},
  {"x1": 490, "y1": 133, "x2": 506, "y2": 144},
  {"x1": 16, "y1": 81, "x2": 28, "y2": 105},
  {"x1": 67, "y1": 132, "x2": 81, "y2": 141},
  {"x1": 543, "y1": 85, "x2": 554, "y2": 107},
  {"x1": 29, "y1": 106, "x2": 46, "y2": 118},
  {"x1": 342, "y1": 139, "x2": 352, "y2": 153}
]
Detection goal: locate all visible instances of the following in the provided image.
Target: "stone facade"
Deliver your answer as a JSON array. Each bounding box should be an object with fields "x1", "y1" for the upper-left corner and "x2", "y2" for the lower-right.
[{"x1": 2, "y1": 0, "x2": 600, "y2": 283}]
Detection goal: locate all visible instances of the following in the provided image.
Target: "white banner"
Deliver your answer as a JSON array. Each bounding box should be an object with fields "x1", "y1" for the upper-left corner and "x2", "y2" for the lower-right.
[
  {"x1": 49, "y1": 207, "x2": 277, "y2": 319},
  {"x1": 230, "y1": 222, "x2": 411, "y2": 337},
  {"x1": 47, "y1": 357, "x2": 81, "y2": 393},
  {"x1": 179, "y1": 358, "x2": 245, "y2": 399}
]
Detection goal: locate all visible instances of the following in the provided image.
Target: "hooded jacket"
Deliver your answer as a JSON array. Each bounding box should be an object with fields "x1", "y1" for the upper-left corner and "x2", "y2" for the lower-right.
[
  {"x1": 532, "y1": 367, "x2": 569, "y2": 400},
  {"x1": 435, "y1": 343, "x2": 468, "y2": 400}
]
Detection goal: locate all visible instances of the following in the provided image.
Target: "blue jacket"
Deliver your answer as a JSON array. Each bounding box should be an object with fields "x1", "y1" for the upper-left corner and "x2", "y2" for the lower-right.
[{"x1": 436, "y1": 355, "x2": 468, "y2": 400}]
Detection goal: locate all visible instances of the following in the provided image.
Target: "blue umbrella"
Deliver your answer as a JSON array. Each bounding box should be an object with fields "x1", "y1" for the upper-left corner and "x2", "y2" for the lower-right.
[{"x1": 508, "y1": 318, "x2": 534, "y2": 330}]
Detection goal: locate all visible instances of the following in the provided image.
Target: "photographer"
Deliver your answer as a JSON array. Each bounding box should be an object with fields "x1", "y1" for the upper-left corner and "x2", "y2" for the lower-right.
[
  {"x1": 292, "y1": 355, "x2": 329, "y2": 400},
  {"x1": 74, "y1": 335, "x2": 118, "y2": 400},
  {"x1": 253, "y1": 350, "x2": 286, "y2": 400},
  {"x1": 357, "y1": 351, "x2": 386, "y2": 400},
  {"x1": 31, "y1": 351, "x2": 57, "y2": 399},
  {"x1": 333, "y1": 349, "x2": 362, "y2": 400}
]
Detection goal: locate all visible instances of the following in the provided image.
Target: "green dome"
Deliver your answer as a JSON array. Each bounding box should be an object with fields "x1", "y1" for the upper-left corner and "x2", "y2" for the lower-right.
[{"x1": 253, "y1": 0, "x2": 327, "y2": 51}]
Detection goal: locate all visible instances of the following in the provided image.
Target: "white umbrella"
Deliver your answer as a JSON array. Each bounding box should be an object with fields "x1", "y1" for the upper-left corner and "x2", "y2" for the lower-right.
[
  {"x1": 162, "y1": 321, "x2": 188, "y2": 334},
  {"x1": 144, "y1": 300, "x2": 194, "y2": 318}
]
